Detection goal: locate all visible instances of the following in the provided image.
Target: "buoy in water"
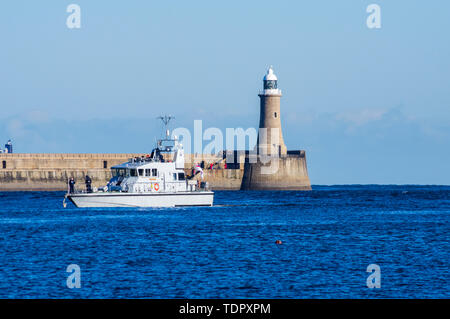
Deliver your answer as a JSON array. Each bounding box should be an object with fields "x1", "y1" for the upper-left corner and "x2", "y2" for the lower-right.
[{"x1": 275, "y1": 240, "x2": 282, "y2": 245}]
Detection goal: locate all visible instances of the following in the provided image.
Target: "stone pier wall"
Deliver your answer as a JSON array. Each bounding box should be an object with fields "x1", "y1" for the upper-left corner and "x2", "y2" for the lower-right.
[
  {"x1": 0, "y1": 152, "x2": 309, "y2": 191},
  {"x1": 0, "y1": 153, "x2": 244, "y2": 191},
  {"x1": 240, "y1": 151, "x2": 312, "y2": 190}
]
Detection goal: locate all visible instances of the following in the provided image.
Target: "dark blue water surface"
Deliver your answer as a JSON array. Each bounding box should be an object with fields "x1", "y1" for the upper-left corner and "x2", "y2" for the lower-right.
[{"x1": 0, "y1": 185, "x2": 448, "y2": 299}]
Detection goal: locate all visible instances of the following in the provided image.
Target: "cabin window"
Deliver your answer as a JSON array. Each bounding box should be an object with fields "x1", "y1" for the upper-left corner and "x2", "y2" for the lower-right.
[
  {"x1": 152, "y1": 168, "x2": 158, "y2": 177},
  {"x1": 103, "y1": 161, "x2": 108, "y2": 169},
  {"x1": 138, "y1": 169, "x2": 144, "y2": 176},
  {"x1": 130, "y1": 169, "x2": 137, "y2": 177},
  {"x1": 173, "y1": 173, "x2": 177, "y2": 180},
  {"x1": 178, "y1": 172, "x2": 185, "y2": 180},
  {"x1": 145, "y1": 169, "x2": 151, "y2": 176},
  {"x1": 2, "y1": 161, "x2": 6, "y2": 169}
]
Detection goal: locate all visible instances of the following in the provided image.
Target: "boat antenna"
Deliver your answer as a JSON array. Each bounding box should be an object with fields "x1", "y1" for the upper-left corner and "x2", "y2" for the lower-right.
[{"x1": 157, "y1": 115, "x2": 175, "y2": 140}]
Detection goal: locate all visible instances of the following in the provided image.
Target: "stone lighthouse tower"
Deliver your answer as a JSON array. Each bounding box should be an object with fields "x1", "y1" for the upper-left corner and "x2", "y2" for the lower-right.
[
  {"x1": 240, "y1": 66, "x2": 311, "y2": 190},
  {"x1": 257, "y1": 66, "x2": 287, "y2": 156}
]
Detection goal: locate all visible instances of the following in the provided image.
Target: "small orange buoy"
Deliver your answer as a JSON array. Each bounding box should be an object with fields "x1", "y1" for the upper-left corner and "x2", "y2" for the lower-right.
[{"x1": 275, "y1": 240, "x2": 282, "y2": 245}]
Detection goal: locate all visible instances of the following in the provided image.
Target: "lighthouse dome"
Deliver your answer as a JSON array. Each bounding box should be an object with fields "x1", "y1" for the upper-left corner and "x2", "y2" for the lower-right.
[{"x1": 263, "y1": 66, "x2": 278, "y2": 81}]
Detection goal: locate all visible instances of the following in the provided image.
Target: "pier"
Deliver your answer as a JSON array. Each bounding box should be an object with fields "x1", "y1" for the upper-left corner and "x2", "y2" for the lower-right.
[{"x1": 0, "y1": 153, "x2": 245, "y2": 191}]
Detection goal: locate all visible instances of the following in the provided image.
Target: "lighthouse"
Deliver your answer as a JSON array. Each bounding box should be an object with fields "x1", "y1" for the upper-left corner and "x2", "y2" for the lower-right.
[
  {"x1": 257, "y1": 66, "x2": 287, "y2": 156},
  {"x1": 240, "y1": 66, "x2": 311, "y2": 190}
]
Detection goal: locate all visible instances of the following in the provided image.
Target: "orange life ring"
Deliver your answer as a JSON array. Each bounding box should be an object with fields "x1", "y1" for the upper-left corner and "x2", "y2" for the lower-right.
[{"x1": 154, "y1": 183, "x2": 159, "y2": 191}]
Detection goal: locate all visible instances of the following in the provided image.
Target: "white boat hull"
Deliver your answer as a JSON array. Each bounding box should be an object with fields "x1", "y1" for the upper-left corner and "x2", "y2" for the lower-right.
[{"x1": 67, "y1": 191, "x2": 214, "y2": 208}]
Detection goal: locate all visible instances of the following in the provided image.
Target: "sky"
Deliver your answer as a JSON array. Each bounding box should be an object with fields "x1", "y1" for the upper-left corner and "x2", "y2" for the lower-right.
[{"x1": 0, "y1": 1, "x2": 449, "y2": 184}]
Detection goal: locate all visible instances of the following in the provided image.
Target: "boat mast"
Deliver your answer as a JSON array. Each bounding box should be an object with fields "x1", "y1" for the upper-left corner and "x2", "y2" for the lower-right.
[{"x1": 157, "y1": 115, "x2": 175, "y2": 141}]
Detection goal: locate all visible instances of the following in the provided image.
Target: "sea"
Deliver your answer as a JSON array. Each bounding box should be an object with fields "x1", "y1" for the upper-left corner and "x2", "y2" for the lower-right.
[{"x1": 0, "y1": 185, "x2": 448, "y2": 299}]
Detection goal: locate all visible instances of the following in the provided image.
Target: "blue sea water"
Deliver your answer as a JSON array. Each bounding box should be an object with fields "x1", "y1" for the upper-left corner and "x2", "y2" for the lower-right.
[{"x1": 0, "y1": 185, "x2": 448, "y2": 299}]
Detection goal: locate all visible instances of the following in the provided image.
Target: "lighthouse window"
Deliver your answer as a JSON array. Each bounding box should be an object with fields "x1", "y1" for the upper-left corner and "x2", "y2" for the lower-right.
[
  {"x1": 103, "y1": 161, "x2": 108, "y2": 169},
  {"x1": 274, "y1": 112, "x2": 278, "y2": 118},
  {"x1": 2, "y1": 161, "x2": 5, "y2": 169},
  {"x1": 264, "y1": 80, "x2": 277, "y2": 89}
]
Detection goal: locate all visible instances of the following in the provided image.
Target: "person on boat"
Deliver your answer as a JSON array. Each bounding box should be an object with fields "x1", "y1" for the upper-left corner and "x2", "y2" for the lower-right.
[
  {"x1": 85, "y1": 175, "x2": 92, "y2": 193},
  {"x1": 194, "y1": 165, "x2": 204, "y2": 179},
  {"x1": 150, "y1": 148, "x2": 165, "y2": 162},
  {"x1": 69, "y1": 177, "x2": 75, "y2": 193}
]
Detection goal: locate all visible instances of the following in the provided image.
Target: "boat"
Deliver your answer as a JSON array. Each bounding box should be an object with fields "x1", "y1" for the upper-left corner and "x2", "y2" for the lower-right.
[{"x1": 64, "y1": 117, "x2": 214, "y2": 208}]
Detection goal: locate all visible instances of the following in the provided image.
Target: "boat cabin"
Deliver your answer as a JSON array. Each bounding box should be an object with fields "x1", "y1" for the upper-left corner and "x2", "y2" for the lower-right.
[{"x1": 106, "y1": 138, "x2": 202, "y2": 193}]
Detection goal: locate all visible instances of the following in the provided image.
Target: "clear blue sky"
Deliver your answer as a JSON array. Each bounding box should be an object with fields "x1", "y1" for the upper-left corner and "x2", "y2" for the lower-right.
[{"x1": 1, "y1": 1, "x2": 449, "y2": 184}]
